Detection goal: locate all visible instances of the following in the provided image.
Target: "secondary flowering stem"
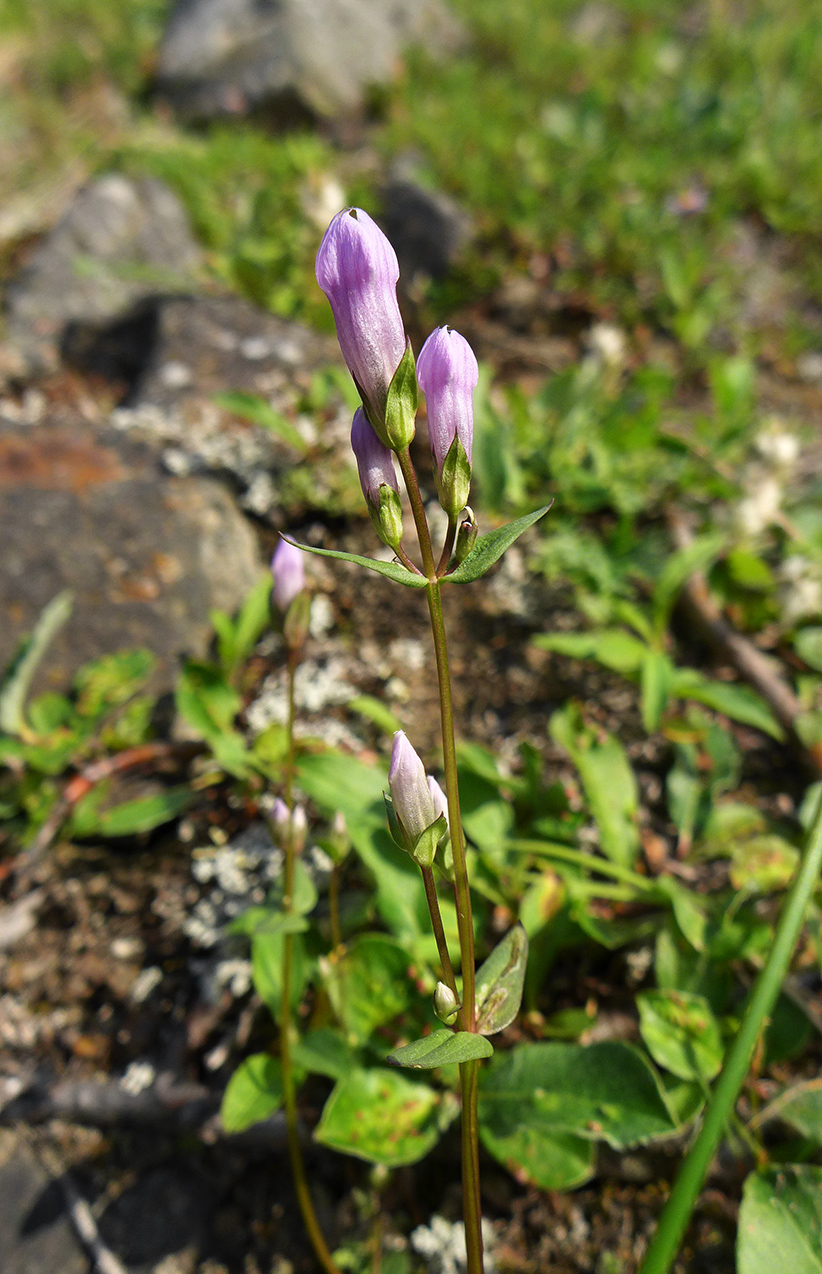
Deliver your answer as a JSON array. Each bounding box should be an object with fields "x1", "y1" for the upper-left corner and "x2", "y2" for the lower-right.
[
  {"x1": 397, "y1": 446, "x2": 437, "y2": 580},
  {"x1": 279, "y1": 657, "x2": 342, "y2": 1274},
  {"x1": 421, "y1": 864, "x2": 459, "y2": 1002}
]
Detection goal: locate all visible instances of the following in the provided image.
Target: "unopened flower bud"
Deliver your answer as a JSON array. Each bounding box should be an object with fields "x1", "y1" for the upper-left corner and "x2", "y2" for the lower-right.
[
  {"x1": 428, "y1": 776, "x2": 448, "y2": 824},
  {"x1": 271, "y1": 797, "x2": 290, "y2": 835},
  {"x1": 291, "y1": 805, "x2": 308, "y2": 853},
  {"x1": 315, "y1": 208, "x2": 406, "y2": 438},
  {"x1": 351, "y1": 408, "x2": 404, "y2": 548},
  {"x1": 434, "y1": 980, "x2": 460, "y2": 1025},
  {"x1": 454, "y1": 507, "x2": 478, "y2": 565},
  {"x1": 388, "y1": 731, "x2": 437, "y2": 844},
  {"x1": 271, "y1": 538, "x2": 305, "y2": 613},
  {"x1": 417, "y1": 327, "x2": 478, "y2": 517}
]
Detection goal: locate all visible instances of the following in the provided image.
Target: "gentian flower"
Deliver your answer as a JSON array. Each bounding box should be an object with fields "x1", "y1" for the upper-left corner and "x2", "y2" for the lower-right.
[
  {"x1": 389, "y1": 731, "x2": 437, "y2": 844},
  {"x1": 417, "y1": 326, "x2": 478, "y2": 517},
  {"x1": 316, "y1": 208, "x2": 407, "y2": 437},
  {"x1": 351, "y1": 408, "x2": 403, "y2": 548},
  {"x1": 271, "y1": 538, "x2": 305, "y2": 612}
]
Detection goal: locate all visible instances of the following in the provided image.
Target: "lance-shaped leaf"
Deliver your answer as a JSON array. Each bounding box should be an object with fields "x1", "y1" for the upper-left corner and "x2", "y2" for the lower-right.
[
  {"x1": 475, "y1": 924, "x2": 528, "y2": 1035},
  {"x1": 442, "y1": 505, "x2": 551, "y2": 585},
  {"x1": 283, "y1": 538, "x2": 427, "y2": 588},
  {"x1": 387, "y1": 1029, "x2": 493, "y2": 1069}
]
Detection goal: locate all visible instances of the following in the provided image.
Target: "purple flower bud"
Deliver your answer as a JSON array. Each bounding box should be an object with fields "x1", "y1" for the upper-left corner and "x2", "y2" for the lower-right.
[
  {"x1": 316, "y1": 208, "x2": 406, "y2": 426},
  {"x1": 271, "y1": 538, "x2": 305, "y2": 612},
  {"x1": 428, "y1": 776, "x2": 448, "y2": 825},
  {"x1": 417, "y1": 326, "x2": 479, "y2": 473},
  {"x1": 351, "y1": 408, "x2": 400, "y2": 506},
  {"x1": 271, "y1": 797, "x2": 290, "y2": 833},
  {"x1": 389, "y1": 731, "x2": 437, "y2": 843}
]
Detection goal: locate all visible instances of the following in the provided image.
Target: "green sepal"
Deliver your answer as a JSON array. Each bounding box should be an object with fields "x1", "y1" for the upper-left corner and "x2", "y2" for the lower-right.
[
  {"x1": 409, "y1": 812, "x2": 449, "y2": 869},
  {"x1": 384, "y1": 792, "x2": 408, "y2": 850},
  {"x1": 383, "y1": 339, "x2": 418, "y2": 451},
  {"x1": 282, "y1": 538, "x2": 427, "y2": 589},
  {"x1": 283, "y1": 589, "x2": 311, "y2": 650},
  {"x1": 475, "y1": 924, "x2": 529, "y2": 1035},
  {"x1": 372, "y1": 483, "x2": 404, "y2": 550},
  {"x1": 437, "y1": 434, "x2": 472, "y2": 520},
  {"x1": 443, "y1": 504, "x2": 552, "y2": 585},
  {"x1": 454, "y1": 507, "x2": 478, "y2": 565},
  {"x1": 387, "y1": 1029, "x2": 494, "y2": 1069}
]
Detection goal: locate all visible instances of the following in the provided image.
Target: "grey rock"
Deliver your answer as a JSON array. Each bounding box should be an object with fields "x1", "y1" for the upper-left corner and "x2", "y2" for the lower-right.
[
  {"x1": 0, "y1": 1142, "x2": 86, "y2": 1274},
  {"x1": 0, "y1": 417, "x2": 262, "y2": 692},
  {"x1": 156, "y1": 0, "x2": 465, "y2": 120},
  {"x1": 5, "y1": 175, "x2": 203, "y2": 374},
  {"x1": 381, "y1": 165, "x2": 471, "y2": 283}
]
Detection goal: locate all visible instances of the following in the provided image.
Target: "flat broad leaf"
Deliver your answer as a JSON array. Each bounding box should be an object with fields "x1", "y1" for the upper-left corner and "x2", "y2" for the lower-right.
[
  {"x1": 387, "y1": 1030, "x2": 493, "y2": 1069},
  {"x1": 321, "y1": 935, "x2": 416, "y2": 1045},
  {"x1": 637, "y1": 990, "x2": 723, "y2": 1082},
  {"x1": 314, "y1": 1068, "x2": 455, "y2": 1166},
  {"x1": 475, "y1": 924, "x2": 528, "y2": 1036},
  {"x1": 533, "y1": 628, "x2": 647, "y2": 676},
  {"x1": 480, "y1": 1122, "x2": 595, "y2": 1192},
  {"x1": 229, "y1": 908, "x2": 308, "y2": 938},
  {"x1": 641, "y1": 649, "x2": 675, "y2": 731},
  {"x1": 283, "y1": 539, "x2": 427, "y2": 588},
  {"x1": 738, "y1": 1166, "x2": 822, "y2": 1274},
  {"x1": 478, "y1": 1042, "x2": 677, "y2": 1151},
  {"x1": 757, "y1": 1079, "x2": 822, "y2": 1143},
  {"x1": 70, "y1": 787, "x2": 192, "y2": 838},
  {"x1": 549, "y1": 703, "x2": 639, "y2": 866},
  {"x1": 220, "y1": 1053, "x2": 283, "y2": 1133},
  {"x1": 443, "y1": 505, "x2": 552, "y2": 584},
  {"x1": 292, "y1": 1029, "x2": 353, "y2": 1082},
  {"x1": 252, "y1": 930, "x2": 308, "y2": 1023}
]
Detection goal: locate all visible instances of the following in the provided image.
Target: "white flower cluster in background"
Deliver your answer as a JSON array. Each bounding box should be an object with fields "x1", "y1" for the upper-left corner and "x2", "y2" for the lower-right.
[
  {"x1": 736, "y1": 417, "x2": 799, "y2": 536},
  {"x1": 411, "y1": 1216, "x2": 497, "y2": 1274}
]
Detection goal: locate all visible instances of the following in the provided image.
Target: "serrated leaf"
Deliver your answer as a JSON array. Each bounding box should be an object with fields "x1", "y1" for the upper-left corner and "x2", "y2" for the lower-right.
[
  {"x1": 283, "y1": 539, "x2": 427, "y2": 588},
  {"x1": 475, "y1": 924, "x2": 528, "y2": 1035},
  {"x1": 442, "y1": 505, "x2": 551, "y2": 584},
  {"x1": 738, "y1": 1166, "x2": 822, "y2": 1274},
  {"x1": 314, "y1": 1067, "x2": 453, "y2": 1166},
  {"x1": 637, "y1": 989, "x2": 723, "y2": 1082},
  {"x1": 387, "y1": 1030, "x2": 493, "y2": 1068},
  {"x1": 220, "y1": 1053, "x2": 283, "y2": 1133},
  {"x1": 478, "y1": 1042, "x2": 677, "y2": 1151}
]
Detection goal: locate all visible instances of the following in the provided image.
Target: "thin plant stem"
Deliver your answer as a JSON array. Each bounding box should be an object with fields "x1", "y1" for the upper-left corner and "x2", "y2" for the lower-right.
[
  {"x1": 420, "y1": 865, "x2": 459, "y2": 1001},
  {"x1": 507, "y1": 839, "x2": 659, "y2": 892},
  {"x1": 397, "y1": 447, "x2": 437, "y2": 579},
  {"x1": 639, "y1": 789, "x2": 822, "y2": 1274},
  {"x1": 398, "y1": 452, "x2": 483, "y2": 1273},
  {"x1": 436, "y1": 514, "x2": 459, "y2": 577},
  {"x1": 279, "y1": 653, "x2": 343, "y2": 1274},
  {"x1": 329, "y1": 864, "x2": 343, "y2": 951},
  {"x1": 395, "y1": 543, "x2": 422, "y2": 576}
]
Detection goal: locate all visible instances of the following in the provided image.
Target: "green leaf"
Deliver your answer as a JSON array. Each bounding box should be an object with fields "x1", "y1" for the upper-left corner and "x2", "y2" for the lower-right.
[
  {"x1": 475, "y1": 925, "x2": 528, "y2": 1036},
  {"x1": 0, "y1": 590, "x2": 73, "y2": 736},
  {"x1": 292, "y1": 1029, "x2": 353, "y2": 1082},
  {"x1": 314, "y1": 1068, "x2": 454, "y2": 1166},
  {"x1": 795, "y1": 627, "x2": 822, "y2": 674},
  {"x1": 175, "y1": 660, "x2": 251, "y2": 776},
  {"x1": 74, "y1": 648, "x2": 155, "y2": 718},
  {"x1": 651, "y1": 533, "x2": 726, "y2": 635},
  {"x1": 283, "y1": 539, "x2": 427, "y2": 588},
  {"x1": 69, "y1": 787, "x2": 192, "y2": 838},
  {"x1": 252, "y1": 930, "x2": 308, "y2": 1023},
  {"x1": 549, "y1": 704, "x2": 639, "y2": 866},
  {"x1": 730, "y1": 835, "x2": 799, "y2": 893},
  {"x1": 669, "y1": 670, "x2": 783, "y2": 740},
  {"x1": 443, "y1": 505, "x2": 552, "y2": 584},
  {"x1": 738, "y1": 1166, "x2": 822, "y2": 1274},
  {"x1": 347, "y1": 694, "x2": 404, "y2": 736},
  {"x1": 478, "y1": 1042, "x2": 677, "y2": 1152},
  {"x1": 758, "y1": 1079, "x2": 822, "y2": 1143},
  {"x1": 229, "y1": 908, "x2": 308, "y2": 938},
  {"x1": 533, "y1": 629, "x2": 648, "y2": 676},
  {"x1": 387, "y1": 1030, "x2": 493, "y2": 1068},
  {"x1": 214, "y1": 391, "x2": 308, "y2": 452},
  {"x1": 483, "y1": 1125, "x2": 595, "y2": 1191},
  {"x1": 220, "y1": 1053, "x2": 283, "y2": 1133},
  {"x1": 636, "y1": 990, "x2": 723, "y2": 1082},
  {"x1": 640, "y1": 649, "x2": 674, "y2": 731},
  {"x1": 211, "y1": 575, "x2": 273, "y2": 677},
  {"x1": 322, "y1": 935, "x2": 415, "y2": 1045}
]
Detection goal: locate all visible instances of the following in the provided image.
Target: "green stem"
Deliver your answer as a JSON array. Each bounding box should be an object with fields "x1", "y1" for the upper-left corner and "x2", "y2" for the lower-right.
[
  {"x1": 639, "y1": 790, "x2": 822, "y2": 1274},
  {"x1": 421, "y1": 865, "x2": 459, "y2": 1002},
  {"x1": 460, "y1": 1060, "x2": 484, "y2": 1274},
  {"x1": 397, "y1": 447, "x2": 437, "y2": 580},
  {"x1": 436, "y1": 514, "x2": 459, "y2": 578},
  {"x1": 507, "y1": 839, "x2": 659, "y2": 892},
  {"x1": 280, "y1": 654, "x2": 343, "y2": 1274}
]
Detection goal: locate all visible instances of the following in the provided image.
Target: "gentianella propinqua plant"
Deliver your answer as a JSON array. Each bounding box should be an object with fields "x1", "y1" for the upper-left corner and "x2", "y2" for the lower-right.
[{"x1": 280, "y1": 206, "x2": 549, "y2": 1274}]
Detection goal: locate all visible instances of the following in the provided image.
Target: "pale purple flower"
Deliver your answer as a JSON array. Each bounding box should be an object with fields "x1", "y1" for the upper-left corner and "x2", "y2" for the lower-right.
[
  {"x1": 271, "y1": 797, "x2": 290, "y2": 832},
  {"x1": 351, "y1": 408, "x2": 400, "y2": 506},
  {"x1": 315, "y1": 208, "x2": 406, "y2": 424},
  {"x1": 428, "y1": 776, "x2": 448, "y2": 826},
  {"x1": 389, "y1": 731, "x2": 437, "y2": 842},
  {"x1": 416, "y1": 326, "x2": 479, "y2": 472},
  {"x1": 271, "y1": 538, "x2": 305, "y2": 612}
]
